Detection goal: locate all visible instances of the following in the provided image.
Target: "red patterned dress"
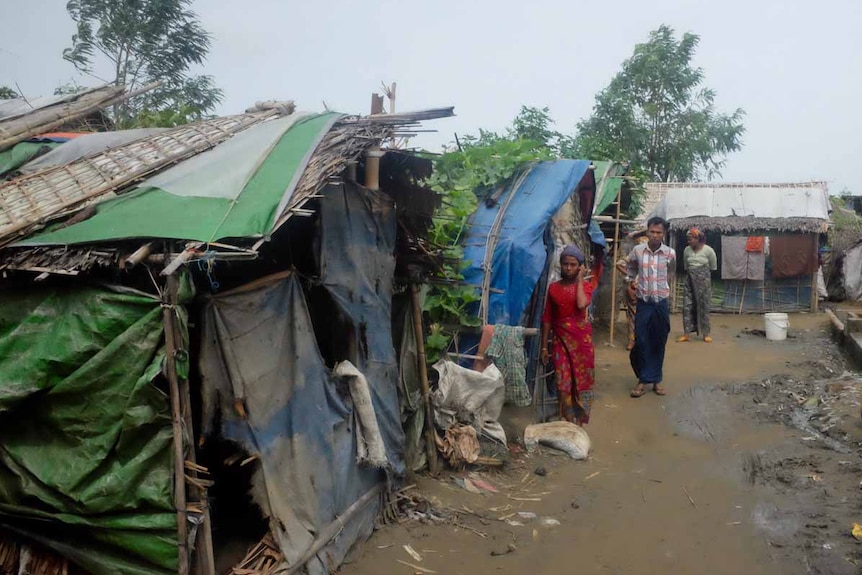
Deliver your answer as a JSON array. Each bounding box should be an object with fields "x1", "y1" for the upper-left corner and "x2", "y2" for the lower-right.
[{"x1": 542, "y1": 280, "x2": 596, "y2": 424}]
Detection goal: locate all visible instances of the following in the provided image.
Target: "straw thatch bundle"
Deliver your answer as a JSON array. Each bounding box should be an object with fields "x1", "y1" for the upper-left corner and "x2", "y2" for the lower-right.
[{"x1": 669, "y1": 216, "x2": 828, "y2": 234}]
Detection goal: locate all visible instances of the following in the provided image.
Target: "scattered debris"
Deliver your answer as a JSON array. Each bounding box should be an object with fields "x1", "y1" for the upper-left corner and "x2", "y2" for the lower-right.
[
  {"x1": 403, "y1": 544, "x2": 423, "y2": 562},
  {"x1": 467, "y1": 474, "x2": 499, "y2": 493},
  {"x1": 539, "y1": 517, "x2": 561, "y2": 527},
  {"x1": 682, "y1": 486, "x2": 697, "y2": 509},
  {"x1": 534, "y1": 466, "x2": 547, "y2": 476},
  {"x1": 230, "y1": 533, "x2": 284, "y2": 575},
  {"x1": 517, "y1": 511, "x2": 537, "y2": 521},
  {"x1": 852, "y1": 523, "x2": 862, "y2": 541},
  {"x1": 490, "y1": 543, "x2": 517, "y2": 557},
  {"x1": 439, "y1": 424, "x2": 481, "y2": 468},
  {"x1": 584, "y1": 471, "x2": 602, "y2": 481},
  {"x1": 397, "y1": 559, "x2": 437, "y2": 573}
]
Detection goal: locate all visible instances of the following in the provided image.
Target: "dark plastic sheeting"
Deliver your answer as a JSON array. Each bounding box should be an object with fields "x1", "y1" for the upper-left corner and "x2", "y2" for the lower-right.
[{"x1": 199, "y1": 182, "x2": 403, "y2": 574}]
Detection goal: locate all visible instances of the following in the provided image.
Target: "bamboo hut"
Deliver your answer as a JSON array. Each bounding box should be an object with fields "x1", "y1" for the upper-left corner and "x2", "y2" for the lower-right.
[
  {"x1": 646, "y1": 181, "x2": 830, "y2": 313},
  {"x1": 0, "y1": 102, "x2": 452, "y2": 575}
]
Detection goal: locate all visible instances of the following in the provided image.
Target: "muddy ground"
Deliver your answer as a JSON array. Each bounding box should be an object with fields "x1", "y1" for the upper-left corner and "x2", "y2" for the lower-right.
[{"x1": 339, "y1": 312, "x2": 862, "y2": 575}]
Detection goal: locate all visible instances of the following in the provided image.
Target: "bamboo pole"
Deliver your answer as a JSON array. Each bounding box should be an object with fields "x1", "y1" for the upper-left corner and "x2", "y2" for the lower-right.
[
  {"x1": 162, "y1": 274, "x2": 189, "y2": 575},
  {"x1": 409, "y1": 284, "x2": 440, "y2": 475},
  {"x1": 285, "y1": 484, "x2": 383, "y2": 575},
  {"x1": 608, "y1": 185, "x2": 623, "y2": 346}
]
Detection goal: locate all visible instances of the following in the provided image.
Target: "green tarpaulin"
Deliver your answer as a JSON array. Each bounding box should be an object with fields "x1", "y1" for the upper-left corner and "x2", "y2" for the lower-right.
[
  {"x1": 591, "y1": 160, "x2": 625, "y2": 216},
  {"x1": 0, "y1": 141, "x2": 60, "y2": 176},
  {"x1": 0, "y1": 281, "x2": 191, "y2": 575},
  {"x1": 17, "y1": 113, "x2": 341, "y2": 247}
]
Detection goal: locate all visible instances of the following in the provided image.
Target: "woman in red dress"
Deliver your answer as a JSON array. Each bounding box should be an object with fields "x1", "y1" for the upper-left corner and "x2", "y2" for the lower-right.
[{"x1": 540, "y1": 245, "x2": 596, "y2": 424}]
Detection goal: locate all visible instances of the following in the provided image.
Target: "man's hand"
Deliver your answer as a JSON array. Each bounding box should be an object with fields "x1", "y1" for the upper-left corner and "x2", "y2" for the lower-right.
[{"x1": 541, "y1": 347, "x2": 550, "y2": 365}]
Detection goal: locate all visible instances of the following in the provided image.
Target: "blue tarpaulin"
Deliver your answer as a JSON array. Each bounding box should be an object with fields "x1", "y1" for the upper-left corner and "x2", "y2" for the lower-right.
[
  {"x1": 462, "y1": 160, "x2": 597, "y2": 326},
  {"x1": 588, "y1": 219, "x2": 607, "y2": 248}
]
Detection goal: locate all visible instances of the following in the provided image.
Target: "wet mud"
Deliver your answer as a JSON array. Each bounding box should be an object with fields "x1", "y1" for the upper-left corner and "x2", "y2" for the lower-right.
[{"x1": 339, "y1": 313, "x2": 862, "y2": 575}]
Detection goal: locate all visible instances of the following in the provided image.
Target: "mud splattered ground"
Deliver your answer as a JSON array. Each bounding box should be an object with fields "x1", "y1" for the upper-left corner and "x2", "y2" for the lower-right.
[{"x1": 339, "y1": 313, "x2": 862, "y2": 575}]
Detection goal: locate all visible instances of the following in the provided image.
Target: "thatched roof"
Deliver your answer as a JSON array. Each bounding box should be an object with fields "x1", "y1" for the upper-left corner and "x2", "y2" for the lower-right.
[
  {"x1": 0, "y1": 105, "x2": 454, "y2": 274},
  {"x1": 670, "y1": 215, "x2": 828, "y2": 234},
  {"x1": 0, "y1": 102, "x2": 297, "y2": 248}
]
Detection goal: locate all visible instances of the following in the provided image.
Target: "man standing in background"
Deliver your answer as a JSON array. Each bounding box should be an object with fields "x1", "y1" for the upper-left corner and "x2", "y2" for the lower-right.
[{"x1": 627, "y1": 217, "x2": 675, "y2": 397}]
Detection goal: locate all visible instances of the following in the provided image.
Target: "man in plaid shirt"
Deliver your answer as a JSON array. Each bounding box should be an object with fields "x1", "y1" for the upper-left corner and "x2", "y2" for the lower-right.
[{"x1": 627, "y1": 217, "x2": 676, "y2": 397}]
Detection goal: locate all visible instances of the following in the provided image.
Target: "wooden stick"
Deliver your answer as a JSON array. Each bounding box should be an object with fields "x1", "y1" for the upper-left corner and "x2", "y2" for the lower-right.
[
  {"x1": 162, "y1": 274, "x2": 189, "y2": 575},
  {"x1": 608, "y1": 184, "x2": 623, "y2": 346},
  {"x1": 682, "y1": 485, "x2": 697, "y2": 509},
  {"x1": 410, "y1": 284, "x2": 440, "y2": 475},
  {"x1": 396, "y1": 560, "x2": 437, "y2": 574},
  {"x1": 170, "y1": 280, "x2": 216, "y2": 575},
  {"x1": 286, "y1": 484, "x2": 383, "y2": 575}
]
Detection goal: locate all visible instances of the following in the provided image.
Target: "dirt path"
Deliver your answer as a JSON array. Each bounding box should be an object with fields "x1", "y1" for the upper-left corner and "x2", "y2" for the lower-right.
[{"x1": 339, "y1": 313, "x2": 862, "y2": 575}]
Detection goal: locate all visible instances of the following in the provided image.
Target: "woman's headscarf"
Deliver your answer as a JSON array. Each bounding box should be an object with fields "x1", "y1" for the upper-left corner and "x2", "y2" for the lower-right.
[
  {"x1": 560, "y1": 244, "x2": 585, "y2": 264},
  {"x1": 686, "y1": 227, "x2": 705, "y2": 242}
]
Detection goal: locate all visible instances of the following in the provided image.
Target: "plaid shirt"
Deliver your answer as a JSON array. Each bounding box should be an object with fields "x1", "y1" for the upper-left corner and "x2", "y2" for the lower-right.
[{"x1": 627, "y1": 243, "x2": 676, "y2": 302}]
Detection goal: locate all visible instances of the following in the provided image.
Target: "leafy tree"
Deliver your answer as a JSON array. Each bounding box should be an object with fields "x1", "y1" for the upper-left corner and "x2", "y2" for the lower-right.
[
  {"x1": 572, "y1": 25, "x2": 744, "y2": 182},
  {"x1": 63, "y1": 0, "x2": 222, "y2": 127},
  {"x1": 0, "y1": 86, "x2": 19, "y2": 100}
]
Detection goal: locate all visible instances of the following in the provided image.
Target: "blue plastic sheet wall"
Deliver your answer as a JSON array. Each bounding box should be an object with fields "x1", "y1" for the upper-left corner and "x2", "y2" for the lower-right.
[{"x1": 461, "y1": 160, "x2": 596, "y2": 327}]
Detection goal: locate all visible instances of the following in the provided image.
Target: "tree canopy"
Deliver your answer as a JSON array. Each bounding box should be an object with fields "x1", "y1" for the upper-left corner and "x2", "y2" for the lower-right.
[
  {"x1": 63, "y1": 0, "x2": 223, "y2": 127},
  {"x1": 0, "y1": 86, "x2": 19, "y2": 100},
  {"x1": 572, "y1": 25, "x2": 745, "y2": 182}
]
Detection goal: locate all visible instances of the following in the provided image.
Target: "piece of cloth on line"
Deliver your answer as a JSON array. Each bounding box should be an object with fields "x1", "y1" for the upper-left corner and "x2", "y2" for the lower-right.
[
  {"x1": 485, "y1": 324, "x2": 531, "y2": 407},
  {"x1": 721, "y1": 236, "x2": 765, "y2": 280},
  {"x1": 745, "y1": 236, "x2": 765, "y2": 253},
  {"x1": 770, "y1": 234, "x2": 818, "y2": 279}
]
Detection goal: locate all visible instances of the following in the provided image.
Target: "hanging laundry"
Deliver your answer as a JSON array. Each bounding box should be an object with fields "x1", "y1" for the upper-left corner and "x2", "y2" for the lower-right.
[
  {"x1": 770, "y1": 234, "x2": 818, "y2": 279},
  {"x1": 486, "y1": 324, "x2": 530, "y2": 407},
  {"x1": 745, "y1": 236, "x2": 765, "y2": 253},
  {"x1": 722, "y1": 236, "x2": 765, "y2": 280}
]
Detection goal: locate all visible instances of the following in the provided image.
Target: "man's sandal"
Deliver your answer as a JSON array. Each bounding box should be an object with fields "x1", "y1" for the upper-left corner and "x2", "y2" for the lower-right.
[
  {"x1": 630, "y1": 384, "x2": 647, "y2": 398},
  {"x1": 676, "y1": 335, "x2": 690, "y2": 342},
  {"x1": 654, "y1": 384, "x2": 667, "y2": 396},
  {"x1": 704, "y1": 336, "x2": 713, "y2": 343}
]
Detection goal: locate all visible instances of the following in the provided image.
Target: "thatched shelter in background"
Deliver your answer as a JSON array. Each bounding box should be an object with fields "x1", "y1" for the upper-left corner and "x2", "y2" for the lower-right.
[{"x1": 647, "y1": 181, "x2": 830, "y2": 313}]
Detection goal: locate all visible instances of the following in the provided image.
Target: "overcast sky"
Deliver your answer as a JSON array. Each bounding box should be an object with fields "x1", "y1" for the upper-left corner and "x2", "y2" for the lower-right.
[{"x1": 2, "y1": 0, "x2": 861, "y2": 194}]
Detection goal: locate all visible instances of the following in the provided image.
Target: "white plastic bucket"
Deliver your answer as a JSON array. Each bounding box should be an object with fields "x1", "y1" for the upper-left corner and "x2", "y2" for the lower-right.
[{"x1": 764, "y1": 312, "x2": 789, "y2": 341}]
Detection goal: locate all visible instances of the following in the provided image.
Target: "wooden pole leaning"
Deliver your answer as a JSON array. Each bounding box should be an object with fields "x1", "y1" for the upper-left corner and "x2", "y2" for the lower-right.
[{"x1": 410, "y1": 284, "x2": 440, "y2": 475}]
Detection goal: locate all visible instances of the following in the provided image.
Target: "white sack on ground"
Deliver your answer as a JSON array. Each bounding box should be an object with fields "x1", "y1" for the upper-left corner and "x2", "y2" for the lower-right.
[
  {"x1": 432, "y1": 360, "x2": 506, "y2": 444},
  {"x1": 334, "y1": 361, "x2": 388, "y2": 468},
  {"x1": 524, "y1": 421, "x2": 591, "y2": 460}
]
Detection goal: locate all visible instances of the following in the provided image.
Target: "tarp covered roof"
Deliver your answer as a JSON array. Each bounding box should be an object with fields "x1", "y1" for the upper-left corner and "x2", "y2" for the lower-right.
[
  {"x1": 16, "y1": 112, "x2": 340, "y2": 246},
  {"x1": 18, "y1": 128, "x2": 166, "y2": 175},
  {"x1": 647, "y1": 181, "x2": 830, "y2": 232},
  {"x1": 462, "y1": 160, "x2": 596, "y2": 326}
]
